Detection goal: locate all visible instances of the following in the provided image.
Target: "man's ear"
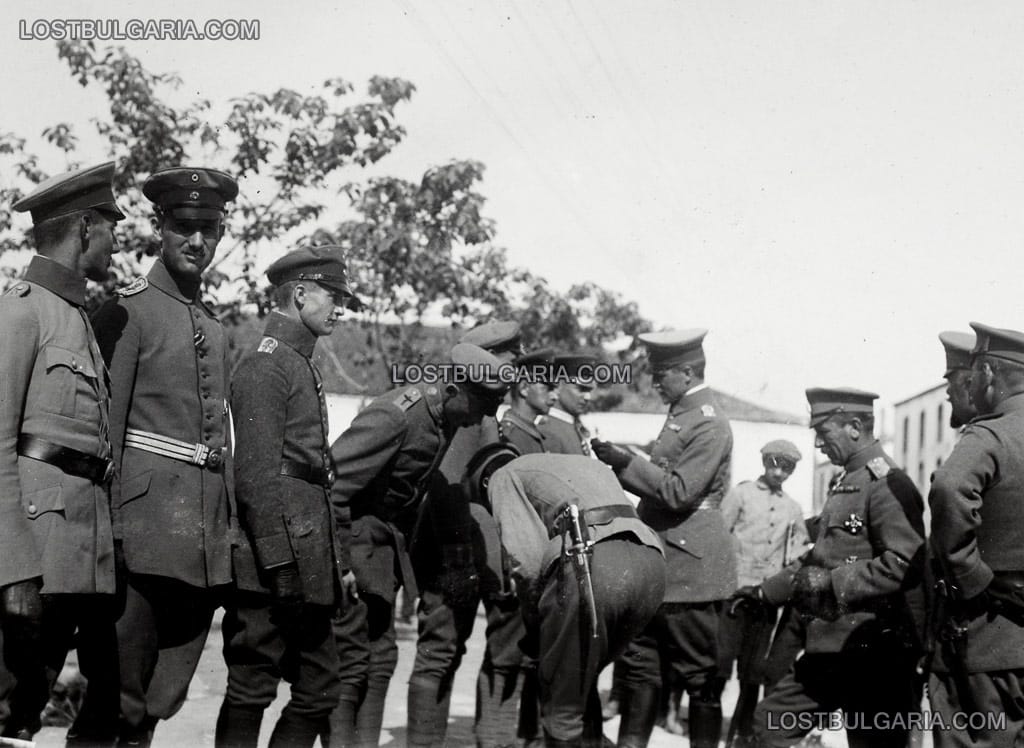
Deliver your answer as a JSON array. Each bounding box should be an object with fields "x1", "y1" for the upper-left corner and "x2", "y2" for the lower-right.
[
  {"x1": 80, "y1": 212, "x2": 93, "y2": 246},
  {"x1": 846, "y1": 417, "x2": 863, "y2": 440},
  {"x1": 293, "y1": 283, "x2": 308, "y2": 308},
  {"x1": 149, "y1": 215, "x2": 162, "y2": 236}
]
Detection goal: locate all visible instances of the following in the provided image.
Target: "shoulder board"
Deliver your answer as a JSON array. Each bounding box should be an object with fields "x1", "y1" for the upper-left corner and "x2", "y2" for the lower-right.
[
  {"x1": 701, "y1": 404, "x2": 716, "y2": 417},
  {"x1": 393, "y1": 386, "x2": 422, "y2": 412},
  {"x1": 256, "y1": 337, "x2": 278, "y2": 354},
  {"x1": 866, "y1": 457, "x2": 891, "y2": 479},
  {"x1": 116, "y1": 278, "x2": 148, "y2": 297},
  {"x1": 501, "y1": 416, "x2": 522, "y2": 432},
  {"x1": 4, "y1": 282, "x2": 30, "y2": 297}
]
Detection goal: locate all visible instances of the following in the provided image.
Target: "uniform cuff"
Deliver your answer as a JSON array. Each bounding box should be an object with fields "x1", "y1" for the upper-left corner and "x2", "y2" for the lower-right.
[
  {"x1": 253, "y1": 533, "x2": 294, "y2": 570},
  {"x1": 760, "y1": 568, "x2": 794, "y2": 605},
  {"x1": 957, "y1": 562, "x2": 995, "y2": 601}
]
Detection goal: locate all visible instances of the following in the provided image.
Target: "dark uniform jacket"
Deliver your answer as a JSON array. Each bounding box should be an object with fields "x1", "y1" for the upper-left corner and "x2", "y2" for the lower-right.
[
  {"x1": 930, "y1": 392, "x2": 1024, "y2": 671},
  {"x1": 617, "y1": 385, "x2": 736, "y2": 602},
  {"x1": 536, "y1": 408, "x2": 590, "y2": 456},
  {"x1": 0, "y1": 257, "x2": 115, "y2": 594},
  {"x1": 500, "y1": 409, "x2": 550, "y2": 455},
  {"x1": 761, "y1": 440, "x2": 924, "y2": 654},
  {"x1": 92, "y1": 259, "x2": 234, "y2": 588},
  {"x1": 231, "y1": 313, "x2": 346, "y2": 606},
  {"x1": 330, "y1": 383, "x2": 450, "y2": 601},
  {"x1": 490, "y1": 453, "x2": 663, "y2": 591}
]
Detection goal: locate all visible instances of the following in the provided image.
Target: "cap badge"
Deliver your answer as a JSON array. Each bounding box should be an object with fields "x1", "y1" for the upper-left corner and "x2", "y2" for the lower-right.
[
  {"x1": 191, "y1": 173, "x2": 200, "y2": 182},
  {"x1": 189, "y1": 191, "x2": 199, "y2": 200},
  {"x1": 843, "y1": 513, "x2": 864, "y2": 534}
]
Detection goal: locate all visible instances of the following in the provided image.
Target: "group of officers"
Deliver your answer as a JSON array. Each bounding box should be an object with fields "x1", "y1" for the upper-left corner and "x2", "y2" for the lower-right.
[{"x1": 2, "y1": 158, "x2": 1023, "y2": 748}]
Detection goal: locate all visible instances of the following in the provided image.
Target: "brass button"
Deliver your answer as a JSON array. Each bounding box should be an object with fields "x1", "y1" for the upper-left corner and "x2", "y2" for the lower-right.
[{"x1": 27, "y1": 504, "x2": 36, "y2": 515}]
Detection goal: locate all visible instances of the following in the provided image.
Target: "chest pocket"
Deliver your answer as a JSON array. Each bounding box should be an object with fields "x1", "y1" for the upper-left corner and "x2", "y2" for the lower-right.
[{"x1": 42, "y1": 345, "x2": 98, "y2": 420}]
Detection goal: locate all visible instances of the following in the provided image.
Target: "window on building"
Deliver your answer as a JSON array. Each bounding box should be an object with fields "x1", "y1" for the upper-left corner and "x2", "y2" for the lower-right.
[
  {"x1": 902, "y1": 416, "x2": 910, "y2": 454},
  {"x1": 919, "y1": 410, "x2": 926, "y2": 449},
  {"x1": 937, "y1": 404, "x2": 944, "y2": 442},
  {"x1": 919, "y1": 461, "x2": 926, "y2": 489}
]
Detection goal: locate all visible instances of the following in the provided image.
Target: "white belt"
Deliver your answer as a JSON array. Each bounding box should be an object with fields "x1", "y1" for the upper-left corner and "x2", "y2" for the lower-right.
[{"x1": 124, "y1": 428, "x2": 225, "y2": 469}]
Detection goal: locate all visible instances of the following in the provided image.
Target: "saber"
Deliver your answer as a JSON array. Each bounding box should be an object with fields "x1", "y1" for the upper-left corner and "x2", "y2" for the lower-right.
[{"x1": 563, "y1": 504, "x2": 599, "y2": 640}]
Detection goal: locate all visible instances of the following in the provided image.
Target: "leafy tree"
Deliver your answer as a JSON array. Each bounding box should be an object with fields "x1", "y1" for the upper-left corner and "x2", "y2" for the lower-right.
[{"x1": 0, "y1": 41, "x2": 650, "y2": 397}]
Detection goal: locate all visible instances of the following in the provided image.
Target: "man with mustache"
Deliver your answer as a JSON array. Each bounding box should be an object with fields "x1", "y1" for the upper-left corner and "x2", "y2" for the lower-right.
[
  {"x1": 1, "y1": 162, "x2": 123, "y2": 744},
  {"x1": 592, "y1": 329, "x2": 736, "y2": 748},
  {"x1": 92, "y1": 166, "x2": 239, "y2": 748}
]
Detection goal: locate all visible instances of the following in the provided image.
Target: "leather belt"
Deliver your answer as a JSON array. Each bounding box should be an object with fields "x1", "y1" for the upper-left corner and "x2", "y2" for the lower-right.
[
  {"x1": 280, "y1": 458, "x2": 333, "y2": 487},
  {"x1": 18, "y1": 434, "x2": 114, "y2": 484},
  {"x1": 124, "y1": 428, "x2": 225, "y2": 470},
  {"x1": 553, "y1": 503, "x2": 638, "y2": 537}
]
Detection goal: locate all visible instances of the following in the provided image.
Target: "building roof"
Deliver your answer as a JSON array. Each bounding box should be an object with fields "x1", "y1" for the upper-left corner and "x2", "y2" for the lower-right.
[
  {"x1": 892, "y1": 382, "x2": 945, "y2": 407},
  {"x1": 710, "y1": 389, "x2": 806, "y2": 425}
]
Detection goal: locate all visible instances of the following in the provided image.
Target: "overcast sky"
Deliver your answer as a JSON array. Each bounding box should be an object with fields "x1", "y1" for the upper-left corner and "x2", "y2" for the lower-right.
[{"x1": 4, "y1": 0, "x2": 1024, "y2": 418}]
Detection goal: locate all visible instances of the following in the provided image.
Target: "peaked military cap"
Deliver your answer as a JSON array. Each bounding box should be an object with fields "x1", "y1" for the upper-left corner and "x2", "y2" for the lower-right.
[
  {"x1": 460, "y1": 321, "x2": 523, "y2": 355},
  {"x1": 638, "y1": 328, "x2": 708, "y2": 371},
  {"x1": 450, "y1": 343, "x2": 509, "y2": 396},
  {"x1": 266, "y1": 245, "x2": 362, "y2": 311},
  {"x1": 970, "y1": 322, "x2": 1024, "y2": 367},
  {"x1": 143, "y1": 167, "x2": 238, "y2": 219},
  {"x1": 513, "y1": 348, "x2": 556, "y2": 383},
  {"x1": 13, "y1": 161, "x2": 125, "y2": 224},
  {"x1": 939, "y1": 331, "x2": 975, "y2": 375},
  {"x1": 806, "y1": 387, "x2": 878, "y2": 427},
  {"x1": 760, "y1": 439, "x2": 802, "y2": 462},
  {"x1": 553, "y1": 354, "x2": 598, "y2": 386}
]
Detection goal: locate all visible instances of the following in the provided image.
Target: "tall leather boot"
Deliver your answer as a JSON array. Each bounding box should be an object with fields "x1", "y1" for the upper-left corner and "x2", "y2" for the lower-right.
[
  {"x1": 214, "y1": 703, "x2": 264, "y2": 748},
  {"x1": 616, "y1": 685, "x2": 658, "y2": 748},
  {"x1": 688, "y1": 699, "x2": 723, "y2": 748}
]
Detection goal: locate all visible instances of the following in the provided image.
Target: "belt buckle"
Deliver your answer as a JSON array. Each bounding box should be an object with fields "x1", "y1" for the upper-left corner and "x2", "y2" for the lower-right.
[{"x1": 205, "y1": 447, "x2": 223, "y2": 471}]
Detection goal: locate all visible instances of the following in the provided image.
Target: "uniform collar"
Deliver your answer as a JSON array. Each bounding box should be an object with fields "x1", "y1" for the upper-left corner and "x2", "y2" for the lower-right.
[
  {"x1": 25, "y1": 255, "x2": 86, "y2": 306},
  {"x1": 547, "y1": 407, "x2": 574, "y2": 424},
  {"x1": 263, "y1": 312, "x2": 317, "y2": 358},
  {"x1": 843, "y1": 439, "x2": 886, "y2": 473},
  {"x1": 669, "y1": 383, "x2": 713, "y2": 416},
  {"x1": 992, "y1": 391, "x2": 1024, "y2": 417},
  {"x1": 147, "y1": 258, "x2": 201, "y2": 303},
  {"x1": 504, "y1": 408, "x2": 543, "y2": 437}
]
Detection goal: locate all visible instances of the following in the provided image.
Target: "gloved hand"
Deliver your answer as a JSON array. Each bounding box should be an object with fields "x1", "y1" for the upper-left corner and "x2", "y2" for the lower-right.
[
  {"x1": 2, "y1": 579, "x2": 42, "y2": 621},
  {"x1": 438, "y1": 543, "x2": 480, "y2": 609},
  {"x1": 793, "y1": 565, "x2": 839, "y2": 621},
  {"x1": 268, "y1": 564, "x2": 303, "y2": 632},
  {"x1": 727, "y1": 585, "x2": 767, "y2": 618},
  {"x1": 591, "y1": 439, "x2": 633, "y2": 471}
]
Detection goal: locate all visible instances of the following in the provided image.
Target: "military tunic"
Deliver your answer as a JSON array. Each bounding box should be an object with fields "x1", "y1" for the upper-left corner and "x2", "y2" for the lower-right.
[
  {"x1": 536, "y1": 408, "x2": 590, "y2": 457},
  {"x1": 0, "y1": 256, "x2": 119, "y2": 739},
  {"x1": 92, "y1": 257, "x2": 235, "y2": 731},
  {"x1": 328, "y1": 383, "x2": 451, "y2": 748},
  {"x1": 489, "y1": 454, "x2": 665, "y2": 743},
  {"x1": 929, "y1": 392, "x2": 1024, "y2": 746},
  {"x1": 500, "y1": 409, "x2": 550, "y2": 456},
  {"x1": 755, "y1": 440, "x2": 925, "y2": 748},
  {"x1": 219, "y1": 312, "x2": 344, "y2": 745}
]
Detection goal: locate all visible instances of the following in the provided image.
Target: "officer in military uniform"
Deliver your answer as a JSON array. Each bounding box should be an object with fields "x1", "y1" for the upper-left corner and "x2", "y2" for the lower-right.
[
  {"x1": 738, "y1": 387, "x2": 925, "y2": 748},
  {"x1": 407, "y1": 321, "x2": 535, "y2": 748},
  {"x1": 466, "y1": 452, "x2": 666, "y2": 747},
  {"x1": 91, "y1": 166, "x2": 239, "y2": 746},
  {"x1": 500, "y1": 349, "x2": 557, "y2": 455},
  {"x1": 592, "y1": 329, "x2": 737, "y2": 748},
  {"x1": 929, "y1": 323, "x2": 1024, "y2": 747},
  {"x1": 1, "y1": 162, "x2": 123, "y2": 743},
  {"x1": 214, "y1": 246, "x2": 362, "y2": 747},
  {"x1": 537, "y1": 355, "x2": 597, "y2": 456},
  {"x1": 328, "y1": 343, "x2": 509, "y2": 748},
  {"x1": 939, "y1": 330, "x2": 977, "y2": 430}
]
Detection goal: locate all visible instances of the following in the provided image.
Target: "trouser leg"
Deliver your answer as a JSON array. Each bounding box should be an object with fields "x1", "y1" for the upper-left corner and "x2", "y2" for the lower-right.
[{"x1": 328, "y1": 597, "x2": 369, "y2": 748}]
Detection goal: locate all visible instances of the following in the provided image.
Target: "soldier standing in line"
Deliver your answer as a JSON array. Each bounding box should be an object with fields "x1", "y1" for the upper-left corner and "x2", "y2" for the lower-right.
[
  {"x1": 591, "y1": 329, "x2": 737, "y2": 748},
  {"x1": 537, "y1": 354, "x2": 597, "y2": 456},
  {"x1": 328, "y1": 343, "x2": 509, "y2": 748},
  {"x1": 1, "y1": 163, "x2": 123, "y2": 744},
  {"x1": 499, "y1": 349, "x2": 558, "y2": 456},
  {"x1": 466, "y1": 452, "x2": 666, "y2": 748},
  {"x1": 719, "y1": 440, "x2": 808, "y2": 747},
  {"x1": 214, "y1": 246, "x2": 362, "y2": 747},
  {"x1": 92, "y1": 166, "x2": 239, "y2": 747},
  {"x1": 939, "y1": 330, "x2": 977, "y2": 430},
  {"x1": 929, "y1": 323, "x2": 1024, "y2": 747},
  {"x1": 407, "y1": 321, "x2": 536, "y2": 748},
  {"x1": 737, "y1": 387, "x2": 925, "y2": 748}
]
